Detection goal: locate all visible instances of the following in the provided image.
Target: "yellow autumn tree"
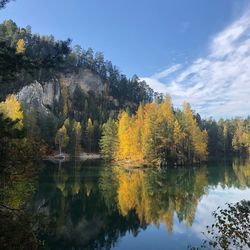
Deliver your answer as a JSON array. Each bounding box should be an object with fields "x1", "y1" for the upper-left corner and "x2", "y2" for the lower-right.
[
  {"x1": 141, "y1": 102, "x2": 161, "y2": 164},
  {"x1": 0, "y1": 94, "x2": 23, "y2": 129},
  {"x1": 173, "y1": 119, "x2": 185, "y2": 155},
  {"x1": 16, "y1": 39, "x2": 26, "y2": 54},
  {"x1": 158, "y1": 95, "x2": 175, "y2": 156},
  {"x1": 232, "y1": 119, "x2": 250, "y2": 154},
  {"x1": 129, "y1": 104, "x2": 144, "y2": 162},
  {"x1": 182, "y1": 102, "x2": 207, "y2": 162},
  {"x1": 141, "y1": 103, "x2": 156, "y2": 157},
  {"x1": 159, "y1": 95, "x2": 175, "y2": 126},
  {"x1": 101, "y1": 98, "x2": 208, "y2": 165},
  {"x1": 242, "y1": 131, "x2": 250, "y2": 154},
  {"x1": 142, "y1": 97, "x2": 176, "y2": 165},
  {"x1": 116, "y1": 111, "x2": 132, "y2": 160},
  {"x1": 193, "y1": 130, "x2": 208, "y2": 161}
]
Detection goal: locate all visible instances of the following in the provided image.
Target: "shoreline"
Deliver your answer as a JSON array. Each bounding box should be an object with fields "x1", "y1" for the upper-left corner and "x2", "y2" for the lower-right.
[{"x1": 43, "y1": 152, "x2": 102, "y2": 162}]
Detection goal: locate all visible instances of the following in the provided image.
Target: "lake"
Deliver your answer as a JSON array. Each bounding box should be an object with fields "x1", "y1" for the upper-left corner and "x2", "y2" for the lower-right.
[{"x1": 5, "y1": 158, "x2": 250, "y2": 249}]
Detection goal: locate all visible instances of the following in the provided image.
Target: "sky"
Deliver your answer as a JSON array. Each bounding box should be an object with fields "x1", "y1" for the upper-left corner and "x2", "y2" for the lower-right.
[{"x1": 1, "y1": 0, "x2": 250, "y2": 118}]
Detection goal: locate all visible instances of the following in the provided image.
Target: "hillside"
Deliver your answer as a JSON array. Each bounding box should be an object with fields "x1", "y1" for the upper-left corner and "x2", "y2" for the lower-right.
[
  {"x1": 0, "y1": 19, "x2": 157, "y2": 153},
  {"x1": 0, "y1": 19, "x2": 250, "y2": 164}
]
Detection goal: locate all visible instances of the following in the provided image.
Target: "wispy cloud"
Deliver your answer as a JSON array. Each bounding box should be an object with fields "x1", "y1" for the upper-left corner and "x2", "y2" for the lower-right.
[
  {"x1": 141, "y1": 10, "x2": 250, "y2": 118},
  {"x1": 151, "y1": 64, "x2": 182, "y2": 80}
]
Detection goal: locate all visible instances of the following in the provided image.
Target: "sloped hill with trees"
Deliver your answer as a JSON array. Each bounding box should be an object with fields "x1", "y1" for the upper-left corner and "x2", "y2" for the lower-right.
[{"x1": 0, "y1": 19, "x2": 249, "y2": 167}]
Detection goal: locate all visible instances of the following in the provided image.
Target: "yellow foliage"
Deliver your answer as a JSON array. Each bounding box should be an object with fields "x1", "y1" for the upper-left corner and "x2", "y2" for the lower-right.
[
  {"x1": 232, "y1": 119, "x2": 250, "y2": 153},
  {"x1": 116, "y1": 170, "x2": 151, "y2": 223},
  {"x1": 173, "y1": 120, "x2": 184, "y2": 147},
  {"x1": 141, "y1": 103, "x2": 158, "y2": 159},
  {"x1": 163, "y1": 205, "x2": 174, "y2": 233},
  {"x1": 159, "y1": 95, "x2": 174, "y2": 125},
  {"x1": 0, "y1": 94, "x2": 23, "y2": 129},
  {"x1": 73, "y1": 121, "x2": 81, "y2": 137},
  {"x1": 16, "y1": 39, "x2": 26, "y2": 54},
  {"x1": 114, "y1": 167, "x2": 205, "y2": 231},
  {"x1": 113, "y1": 99, "x2": 208, "y2": 164},
  {"x1": 183, "y1": 102, "x2": 208, "y2": 161},
  {"x1": 129, "y1": 105, "x2": 145, "y2": 161},
  {"x1": 86, "y1": 118, "x2": 94, "y2": 136},
  {"x1": 116, "y1": 111, "x2": 132, "y2": 160}
]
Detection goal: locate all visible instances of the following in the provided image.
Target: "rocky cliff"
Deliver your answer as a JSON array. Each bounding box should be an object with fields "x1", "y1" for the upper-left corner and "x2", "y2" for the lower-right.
[
  {"x1": 16, "y1": 68, "x2": 109, "y2": 146},
  {"x1": 17, "y1": 69, "x2": 106, "y2": 117}
]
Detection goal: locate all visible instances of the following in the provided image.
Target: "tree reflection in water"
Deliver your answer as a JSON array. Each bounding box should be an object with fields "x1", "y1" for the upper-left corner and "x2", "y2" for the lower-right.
[{"x1": 2, "y1": 158, "x2": 250, "y2": 249}]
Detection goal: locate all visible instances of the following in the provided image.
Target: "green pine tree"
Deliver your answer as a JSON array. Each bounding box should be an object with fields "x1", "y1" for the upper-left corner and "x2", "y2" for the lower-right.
[{"x1": 100, "y1": 118, "x2": 118, "y2": 161}]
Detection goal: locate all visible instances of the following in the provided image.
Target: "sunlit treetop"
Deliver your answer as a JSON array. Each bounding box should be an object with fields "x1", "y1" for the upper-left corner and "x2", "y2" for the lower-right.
[{"x1": 16, "y1": 38, "x2": 26, "y2": 54}]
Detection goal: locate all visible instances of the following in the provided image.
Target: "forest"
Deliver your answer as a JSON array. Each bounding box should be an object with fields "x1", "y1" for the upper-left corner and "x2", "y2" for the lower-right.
[
  {"x1": 0, "y1": 19, "x2": 250, "y2": 170},
  {"x1": 1, "y1": 2, "x2": 250, "y2": 250},
  {"x1": 100, "y1": 98, "x2": 250, "y2": 166}
]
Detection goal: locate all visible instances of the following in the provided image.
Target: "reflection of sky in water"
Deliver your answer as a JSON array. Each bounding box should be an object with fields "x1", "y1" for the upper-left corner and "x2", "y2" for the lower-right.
[
  {"x1": 113, "y1": 187, "x2": 250, "y2": 250},
  {"x1": 24, "y1": 159, "x2": 250, "y2": 249}
]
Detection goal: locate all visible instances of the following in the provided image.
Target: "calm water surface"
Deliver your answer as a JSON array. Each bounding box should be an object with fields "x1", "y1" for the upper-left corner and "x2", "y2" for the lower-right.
[{"x1": 23, "y1": 159, "x2": 250, "y2": 249}]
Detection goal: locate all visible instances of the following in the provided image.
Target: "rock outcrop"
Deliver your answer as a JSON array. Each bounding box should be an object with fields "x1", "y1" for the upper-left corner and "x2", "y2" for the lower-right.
[
  {"x1": 60, "y1": 69, "x2": 105, "y2": 96},
  {"x1": 17, "y1": 81, "x2": 58, "y2": 115},
  {"x1": 17, "y1": 69, "x2": 105, "y2": 116}
]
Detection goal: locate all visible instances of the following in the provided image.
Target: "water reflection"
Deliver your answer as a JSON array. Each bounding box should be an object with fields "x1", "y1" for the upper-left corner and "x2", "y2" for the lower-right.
[{"x1": 27, "y1": 158, "x2": 250, "y2": 249}]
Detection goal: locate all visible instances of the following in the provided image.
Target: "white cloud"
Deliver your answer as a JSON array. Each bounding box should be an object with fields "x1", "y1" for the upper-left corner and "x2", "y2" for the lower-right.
[
  {"x1": 190, "y1": 186, "x2": 250, "y2": 239},
  {"x1": 141, "y1": 11, "x2": 250, "y2": 118},
  {"x1": 141, "y1": 77, "x2": 168, "y2": 94},
  {"x1": 151, "y1": 64, "x2": 182, "y2": 80}
]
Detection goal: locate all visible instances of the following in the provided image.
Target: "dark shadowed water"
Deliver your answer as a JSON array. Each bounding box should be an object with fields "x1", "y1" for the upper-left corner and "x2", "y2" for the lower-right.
[{"x1": 4, "y1": 158, "x2": 250, "y2": 249}]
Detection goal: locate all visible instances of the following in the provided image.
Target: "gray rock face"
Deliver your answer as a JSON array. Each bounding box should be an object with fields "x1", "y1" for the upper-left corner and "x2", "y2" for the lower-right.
[
  {"x1": 17, "y1": 81, "x2": 53, "y2": 115},
  {"x1": 42, "y1": 80, "x2": 61, "y2": 109},
  {"x1": 17, "y1": 69, "x2": 105, "y2": 117},
  {"x1": 60, "y1": 68, "x2": 104, "y2": 97}
]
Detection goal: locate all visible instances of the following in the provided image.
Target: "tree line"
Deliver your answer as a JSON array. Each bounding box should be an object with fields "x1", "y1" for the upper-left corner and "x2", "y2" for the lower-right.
[
  {"x1": 0, "y1": 19, "x2": 155, "y2": 106},
  {"x1": 201, "y1": 117, "x2": 250, "y2": 156},
  {"x1": 0, "y1": 19, "x2": 156, "y2": 167},
  {"x1": 0, "y1": 19, "x2": 249, "y2": 168},
  {"x1": 101, "y1": 99, "x2": 250, "y2": 166},
  {"x1": 100, "y1": 96, "x2": 208, "y2": 166}
]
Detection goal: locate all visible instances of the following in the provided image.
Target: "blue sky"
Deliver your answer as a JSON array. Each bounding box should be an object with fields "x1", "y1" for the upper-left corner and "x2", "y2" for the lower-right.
[{"x1": 1, "y1": 0, "x2": 250, "y2": 118}]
